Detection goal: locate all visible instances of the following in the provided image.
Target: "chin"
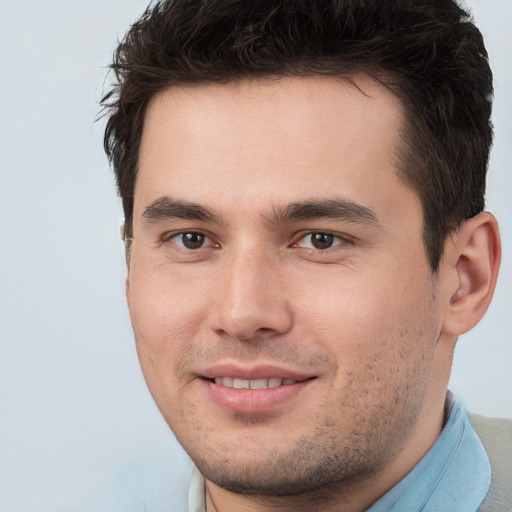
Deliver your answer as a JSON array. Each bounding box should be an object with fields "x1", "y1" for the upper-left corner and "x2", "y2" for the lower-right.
[{"x1": 189, "y1": 432, "x2": 382, "y2": 498}]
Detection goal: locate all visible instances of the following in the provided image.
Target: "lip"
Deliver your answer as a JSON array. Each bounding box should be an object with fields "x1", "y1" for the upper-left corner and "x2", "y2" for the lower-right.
[
  {"x1": 200, "y1": 363, "x2": 314, "y2": 381},
  {"x1": 198, "y1": 364, "x2": 316, "y2": 414}
]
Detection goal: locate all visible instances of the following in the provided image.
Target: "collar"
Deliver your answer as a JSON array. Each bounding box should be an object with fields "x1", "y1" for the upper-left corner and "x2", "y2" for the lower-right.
[
  {"x1": 366, "y1": 393, "x2": 491, "y2": 511},
  {"x1": 188, "y1": 463, "x2": 206, "y2": 512}
]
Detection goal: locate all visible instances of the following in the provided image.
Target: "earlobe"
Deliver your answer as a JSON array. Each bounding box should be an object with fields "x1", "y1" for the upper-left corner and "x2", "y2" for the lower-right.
[{"x1": 442, "y1": 212, "x2": 501, "y2": 336}]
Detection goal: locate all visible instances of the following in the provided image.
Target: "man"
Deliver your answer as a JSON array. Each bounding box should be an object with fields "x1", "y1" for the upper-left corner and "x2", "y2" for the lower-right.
[{"x1": 98, "y1": 0, "x2": 511, "y2": 510}]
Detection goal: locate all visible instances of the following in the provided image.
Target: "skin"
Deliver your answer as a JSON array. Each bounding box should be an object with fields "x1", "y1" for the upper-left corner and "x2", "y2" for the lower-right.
[{"x1": 126, "y1": 76, "x2": 500, "y2": 511}]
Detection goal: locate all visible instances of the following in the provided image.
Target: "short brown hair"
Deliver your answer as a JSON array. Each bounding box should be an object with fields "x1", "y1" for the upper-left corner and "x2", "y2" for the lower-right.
[{"x1": 102, "y1": 0, "x2": 493, "y2": 271}]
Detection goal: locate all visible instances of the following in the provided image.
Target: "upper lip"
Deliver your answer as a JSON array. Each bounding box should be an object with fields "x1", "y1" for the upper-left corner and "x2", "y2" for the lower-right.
[{"x1": 199, "y1": 363, "x2": 316, "y2": 381}]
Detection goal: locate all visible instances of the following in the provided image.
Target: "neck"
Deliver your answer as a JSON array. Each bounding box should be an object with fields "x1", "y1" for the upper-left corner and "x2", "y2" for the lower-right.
[{"x1": 205, "y1": 479, "x2": 376, "y2": 512}]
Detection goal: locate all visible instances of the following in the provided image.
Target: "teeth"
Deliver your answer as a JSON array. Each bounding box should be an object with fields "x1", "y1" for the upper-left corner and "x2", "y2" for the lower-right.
[
  {"x1": 233, "y1": 378, "x2": 250, "y2": 389},
  {"x1": 268, "y1": 378, "x2": 282, "y2": 388},
  {"x1": 213, "y1": 377, "x2": 298, "y2": 389},
  {"x1": 250, "y1": 379, "x2": 268, "y2": 389}
]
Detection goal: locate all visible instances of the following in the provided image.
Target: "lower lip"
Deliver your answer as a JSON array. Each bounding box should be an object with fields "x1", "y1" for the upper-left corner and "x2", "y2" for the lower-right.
[{"x1": 201, "y1": 379, "x2": 313, "y2": 414}]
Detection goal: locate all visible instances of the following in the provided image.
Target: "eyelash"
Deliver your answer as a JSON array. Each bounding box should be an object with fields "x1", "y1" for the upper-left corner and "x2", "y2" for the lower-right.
[
  {"x1": 161, "y1": 231, "x2": 219, "y2": 251},
  {"x1": 290, "y1": 231, "x2": 351, "y2": 251},
  {"x1": 160, "y1": 230, "x2": 351, "y2": 252}
]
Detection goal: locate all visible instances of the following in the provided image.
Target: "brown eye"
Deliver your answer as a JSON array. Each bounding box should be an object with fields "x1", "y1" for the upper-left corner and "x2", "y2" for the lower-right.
[
  {"x1": 183, "y1": 232, "x2": 205, "y2": 249},
  {"x1": 295, "y1": 232, "x2": 344, "y2": 250},
  {"x1": 170, "y1": 231, "x2": 208, "y2": 250},
  {"x1": 310, "y1": 233, "x2": 335, "y2": 250}
]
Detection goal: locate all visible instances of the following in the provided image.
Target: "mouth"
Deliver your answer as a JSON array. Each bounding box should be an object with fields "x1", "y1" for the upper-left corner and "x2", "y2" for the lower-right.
[
  {"x1": 209, "y1": 377, "x2": 306, "y2": 389},
  {"x1": 199, "y1": 367, "x2": 317, "y2": 414}
]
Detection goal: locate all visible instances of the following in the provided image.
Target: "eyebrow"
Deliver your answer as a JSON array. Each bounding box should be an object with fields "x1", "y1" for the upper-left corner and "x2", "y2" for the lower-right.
[
  {"x1": 141, "y1": 195, "x2": 380, "y2": 228},
  {"x1": 267, "y1": 198, "x2": 380, "y2": 226},
  {"x1": 142, "y1": 196, "x2": 217, "y2": 223}
]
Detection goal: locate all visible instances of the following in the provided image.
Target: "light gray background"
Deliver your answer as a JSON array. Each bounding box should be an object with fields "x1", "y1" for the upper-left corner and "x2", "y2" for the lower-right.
[{"x1": 0, "y1": 1, "x2": 510, "y2": 510}]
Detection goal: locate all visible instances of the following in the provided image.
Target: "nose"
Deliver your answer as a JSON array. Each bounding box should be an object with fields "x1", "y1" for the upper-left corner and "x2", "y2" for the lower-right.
[{"x1": 207, "y1": 246, "x2": 293, "y2": 342}]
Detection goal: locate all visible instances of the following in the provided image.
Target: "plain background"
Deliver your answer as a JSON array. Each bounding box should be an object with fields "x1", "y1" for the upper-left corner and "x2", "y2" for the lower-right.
[{"x1": 0, "y1": 1, "x2": 510, "y2": 510}]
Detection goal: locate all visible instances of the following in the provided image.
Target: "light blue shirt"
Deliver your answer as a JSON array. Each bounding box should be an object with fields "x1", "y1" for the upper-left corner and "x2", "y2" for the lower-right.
[
  {"x1": 80, "y1": 395, "x2": 491, "y2": 512},
  {"x1": 365, "y1": 397, "x2": 491, "y2": 511}
]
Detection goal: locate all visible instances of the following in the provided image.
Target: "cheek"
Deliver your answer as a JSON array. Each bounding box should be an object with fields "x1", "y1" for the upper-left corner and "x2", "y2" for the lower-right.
[
  {"x1": 300, "y1": 274, "x2": 439, "y2": 431},
  {"x1": 297, "y1": 266, "x2": 439, "y2": 371},
  {"x1": 127, "y1": 262, "x2": 211, "y2": 377}
]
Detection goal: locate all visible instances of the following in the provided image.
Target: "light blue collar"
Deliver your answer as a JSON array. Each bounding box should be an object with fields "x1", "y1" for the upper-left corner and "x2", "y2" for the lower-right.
[{"x1": 366, "y1": 394, "x2": 491, "y2": 511}]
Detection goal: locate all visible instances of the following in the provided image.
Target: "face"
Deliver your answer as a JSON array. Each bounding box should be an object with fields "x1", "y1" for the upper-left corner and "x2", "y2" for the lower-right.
[{"x1": 127, "y1": 76, "x2": 451, "y2": 496}]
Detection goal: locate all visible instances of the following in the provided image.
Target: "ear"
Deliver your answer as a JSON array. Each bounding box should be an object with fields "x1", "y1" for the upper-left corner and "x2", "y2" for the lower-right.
[
  {"x1": 442, "y1": 212, "x2": 501, "y2": 336},
  {"x1": 121, "y1": 222, "x2": 133, "y2": 311},
  {"x1": 120, "y1": 223, "x2": 133, "y2": 267},
  {"x1": 125, "y1": 272, "x2": 131, "y2": 308}
]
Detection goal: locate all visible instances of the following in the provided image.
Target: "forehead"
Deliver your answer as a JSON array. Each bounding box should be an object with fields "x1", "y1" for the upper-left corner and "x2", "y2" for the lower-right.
[{"x1": 135, "y1": 75, "x2": 411, "y2": 222}]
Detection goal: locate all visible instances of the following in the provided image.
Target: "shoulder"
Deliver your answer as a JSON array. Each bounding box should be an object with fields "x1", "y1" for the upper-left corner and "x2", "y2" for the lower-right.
[{"x1": 468, "y1": 413, "x2": 512, "y2": 512}]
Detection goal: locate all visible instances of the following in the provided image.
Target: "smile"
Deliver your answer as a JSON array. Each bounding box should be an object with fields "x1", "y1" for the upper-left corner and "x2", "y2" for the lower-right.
[
  {"x1": 213, "y1": 377, "x2": 299, "y2": 389},
  {"x1": 202, "y1": 373, "x2": 315, "y2": 414}
]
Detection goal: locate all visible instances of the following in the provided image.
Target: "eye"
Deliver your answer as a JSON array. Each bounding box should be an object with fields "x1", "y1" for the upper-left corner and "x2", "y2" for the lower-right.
[
  {"x1": 165, "y1": 231, "x2": 214, "y2": 250},
  {"x1": 294, "y1": 232, "x2": 346, "y2": 250}
]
